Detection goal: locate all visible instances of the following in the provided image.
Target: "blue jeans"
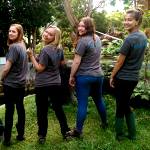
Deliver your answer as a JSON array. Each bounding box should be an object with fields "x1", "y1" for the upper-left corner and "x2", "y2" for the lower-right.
[{"x1": 75, "y1": 75, "x2": 107, "y2": 132}]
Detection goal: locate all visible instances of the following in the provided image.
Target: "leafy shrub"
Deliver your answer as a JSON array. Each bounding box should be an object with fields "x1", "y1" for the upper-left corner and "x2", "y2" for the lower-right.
[
  {"x1": 34, "y1": 42, "x2": 44, "y2": 54},
  {"x1": 132, "y1": 80, "x2": 150, "y2": 101},
  {"x1": 101, "y1": 40, "x2": 123, "y2": 56},
  {"x1": 132, "y1": 40, "x2": 150, "y2": 101}
]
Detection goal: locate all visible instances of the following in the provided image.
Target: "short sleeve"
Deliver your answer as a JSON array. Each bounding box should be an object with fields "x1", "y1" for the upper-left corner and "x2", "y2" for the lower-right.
[
  {"x1": 60, "y1": 50, "x2": 64, "y2": 61},
  {"x1": 7, "y1": 45, "x2": 19, "y2": 63},
  {"x1": 38, "y1": 50, "x2": 49, "y2": 67},
  {"x1": 119, "y1": 38, "x2": 131, "y2": 56},
  {"x1": 75, "y1": 38, "x2": 86, "y2": 56}
]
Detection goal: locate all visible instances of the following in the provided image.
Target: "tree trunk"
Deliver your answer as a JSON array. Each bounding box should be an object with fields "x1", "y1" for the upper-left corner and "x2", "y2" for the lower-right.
[
  {"x1": 31, "y1": 27, "x2": 37, "y2": 52},
  {"x1": 85, "y1": 0, "x2": 93, "y2": 16},
  {"x1": 64, "y1": 0, "x2": 79, "y2": 30}
]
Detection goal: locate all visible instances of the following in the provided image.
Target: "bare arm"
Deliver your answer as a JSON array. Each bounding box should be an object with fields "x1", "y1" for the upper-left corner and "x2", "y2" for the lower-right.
[
  {"x1": 110, "y1": 53, "x2": 126, "y2": 87},
  {"x1": 1, "y1": 60, "x2": 12, "y2": 81},
  {"x1": 27, "y1": 49, "x2": 45, "y2": 72},
  {"x1": 29, "y1": 55, "x2": 45, "y2": 72},
  {"x1": 69, "y1": 54, "x2": 81, "y2": 87}
]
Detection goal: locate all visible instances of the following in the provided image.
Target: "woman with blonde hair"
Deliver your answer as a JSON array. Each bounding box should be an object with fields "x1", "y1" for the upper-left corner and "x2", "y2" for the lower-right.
[
  {"x1": 1, "y1": 24, "x2": 28, "y2": 146},
  {"x1": 27, "y1": 26, "x2": 70, "y2": 143}
]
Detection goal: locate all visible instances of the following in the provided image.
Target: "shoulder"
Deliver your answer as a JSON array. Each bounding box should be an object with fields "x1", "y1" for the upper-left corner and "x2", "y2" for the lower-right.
[
  {"x1": 9, "y1": 43, "x2": 26, "y2": 51},
  {"x1": 128, "y1": 31, "x2": 147, "y2": 39},
  {"x1": 42, "y1": 45, "x2": 63, "y2": 55},
  {"x1": 78, "y1": 36, "x2": 93, "y2": 45}
]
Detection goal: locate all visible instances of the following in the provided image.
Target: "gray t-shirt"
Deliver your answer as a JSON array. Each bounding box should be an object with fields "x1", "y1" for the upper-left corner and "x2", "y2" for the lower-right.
[
  {"x1": 116, "y1": 31, "x2": 147, "y2": 81},
  {"x1": 3, "y1": 43, "x2": 28, "y2": 88},
  {"x1": 35, "y1": 45, "x2": 64, "y2": 87},
  {"x1": 75, "y1": 35, "x2": 103, "y2": 76}
]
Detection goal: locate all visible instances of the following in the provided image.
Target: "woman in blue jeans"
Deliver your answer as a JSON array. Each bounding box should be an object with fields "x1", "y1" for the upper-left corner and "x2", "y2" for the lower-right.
[{"x1": 68, "y1": 16, "x2": 107, "y2": 137}]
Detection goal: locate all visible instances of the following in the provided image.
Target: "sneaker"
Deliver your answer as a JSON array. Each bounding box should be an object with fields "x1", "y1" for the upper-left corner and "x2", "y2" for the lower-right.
[
  {"x1": 38, "y1": 136, "x2": 46, "y2": 144},
  {"x1": 63, "y1": 130, "x2": 72, "y2": 140},
  {"x1": 16, "y1": 135, "x2": 25, "y2": 141},
  {"x1": 66, "y1": 128, "x2": 81, "y2": 138}
]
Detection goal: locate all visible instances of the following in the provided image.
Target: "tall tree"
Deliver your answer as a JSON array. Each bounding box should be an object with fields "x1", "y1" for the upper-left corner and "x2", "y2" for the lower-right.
[
  {"x1": 64, "y1": 0, "x2": 105, "y2": 30},
  {"x1": 10, "y1": 0, "x2": 54, "y2": 48},
  {"x1": 0, "y1": 0, "x2": 11, "y2": 53}
]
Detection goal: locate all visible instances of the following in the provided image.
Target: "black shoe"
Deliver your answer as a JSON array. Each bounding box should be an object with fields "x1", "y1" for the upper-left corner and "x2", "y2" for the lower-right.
[
  {"x1": 116, "y1": 134, "x2": 126, "y2": 141},
  {"x1": 101, "y1": 122, "x2": 108, "y2": 129},
  {"x1": 66, "y1": 128, "x2": 81, "y2": 138},
  {"x1": 16, "y1": 135, "x2": 25, "y2": 141},
  {"x1": 126, "y1": 134, "x2": 136, "y2": 141},
  {"x1": 2, "y1": 140, "x2": 11, "y2": 146},
  {"x1": 38, "y1": 136, "x2": 46, "y2": 144},
  {"x1": 63, "y1": 130, "x2": 72, "y2": 140}
]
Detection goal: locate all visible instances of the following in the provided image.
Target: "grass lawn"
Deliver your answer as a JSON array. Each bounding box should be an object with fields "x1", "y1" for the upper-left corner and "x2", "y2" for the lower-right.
[{"x1": 0, "y1": 94, "x2": 150, "y2": 150}]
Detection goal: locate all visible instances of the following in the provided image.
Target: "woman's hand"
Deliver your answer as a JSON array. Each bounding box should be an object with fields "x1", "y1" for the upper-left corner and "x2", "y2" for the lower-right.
[
  {"x1": 69, "y1": 76, "x2": 75, "y2": 87},
  {"x1": 27, "y1": 48, "x2": 34, "y2": 58},
  {"x1": 110, "y1": 77, "x2": 115, "y2": 88}
]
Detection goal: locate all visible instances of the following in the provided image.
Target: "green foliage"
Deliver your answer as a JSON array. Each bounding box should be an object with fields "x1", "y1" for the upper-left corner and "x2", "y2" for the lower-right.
[
  {"x1": 0, "y1": 0, "x2": 63, "y2": 49},
  {"x1": 92, "y1": 11, "x2": 109, "y2": 33},
  {"x1": 133, "y1": 80, "x2": 150, "y2": 100},
  {"x1": 132, "y1": 40, "x2": 150, "y2": 101},
  {"x1": 107, "y1": 12, "x2": 124, "y2": 32},
  {"x1": 0, "y1": 1, "x2": 11, "y2": 30},
  {"x1": 71, "y1": 0, "x2": 87, "y2": 19},
  {"x1": 142, "y1": 10, "x2": 150, "y2": 29},
  {"x1": 0, "y1": 1, "x2": 12, "y2": 51},
  {"x1": 101, "y1": 40, "x2": 123, "y2": 56},
  {"x1": 11, "y1": 0, "x2": 53, "y2": 28},
  {"x1": 61, "y1": 31, "x2": 73, "y2": 52},
  {"x1": 34, "y1": 42, "x2": 44, "y2": 54}
]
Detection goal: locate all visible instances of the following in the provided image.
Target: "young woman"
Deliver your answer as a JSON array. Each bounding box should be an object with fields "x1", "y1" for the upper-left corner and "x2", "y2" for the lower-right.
[
  {"x1": 27, "y1": 26, "x2": 70, "y2": 144},
  {"x1": 68, "y1": 17, "x2": 107, "y2": 137},
  {"x1": 1, "y1": 24, "x2": 28, "y2": 146},
  {"x1": 110, "y1": 9, "x2": 147, "y2": 141}
]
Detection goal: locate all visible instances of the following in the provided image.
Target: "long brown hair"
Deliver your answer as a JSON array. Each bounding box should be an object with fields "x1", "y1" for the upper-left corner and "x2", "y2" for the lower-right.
[
  {"x1": 74, "y1": 16, "x2": 96, "y2": 48},
  {"x1": 7, "y1": 24, "x2": 24, "y2": 46},
  {"x1": 79, "y1": 16, "x2": 95, "y2": 36}
]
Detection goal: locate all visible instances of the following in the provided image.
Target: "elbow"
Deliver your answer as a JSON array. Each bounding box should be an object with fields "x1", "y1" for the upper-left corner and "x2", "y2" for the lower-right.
[
  {"x1": 74, "y1": 59, "x2": 81, "y2": 66},
  {"x1": 36, "y1": 68, "x2": 44, "y2": 73},
  {"x1": 75, "y1": 62, "x2": 80, "y2": 66}
]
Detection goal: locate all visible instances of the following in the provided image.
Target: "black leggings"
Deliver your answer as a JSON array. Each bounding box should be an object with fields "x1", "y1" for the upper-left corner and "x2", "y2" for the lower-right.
[
  {"x1": 35, "y1": 85, "x2": 69, "y2": 137},
  {"x1": 3, "y1": 85, "x2": 25, "y2": 141},
  {"x1": 114, "y1": 78, "x2": 138, "y2": 118}
]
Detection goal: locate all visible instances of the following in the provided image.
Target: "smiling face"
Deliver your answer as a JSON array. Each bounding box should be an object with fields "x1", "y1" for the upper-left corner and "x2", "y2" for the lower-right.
[
  {"x1": 123, "y1": 13, "x2": 139, "y2": 33},
  {"x1": 78, "y1": 21, "x2": 87, "y2": 36},
  {"x1": 42, "y1": 27, "x2": 55, "y2": 45},
  {"x1": 8, "y1": 26, "x2": 19, "y2": 42}
]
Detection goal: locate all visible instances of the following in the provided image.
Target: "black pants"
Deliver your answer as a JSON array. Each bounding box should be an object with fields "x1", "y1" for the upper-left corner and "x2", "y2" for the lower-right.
[
  {"x1": 3, "y1": 85, "x2": 25, "y2": 141},
  {"x1": 35, "y1": 85, "x2": 69, "y2": 137},
  {"x1": 114, "y1": 78, "x2": 138, "y2": 118}
]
